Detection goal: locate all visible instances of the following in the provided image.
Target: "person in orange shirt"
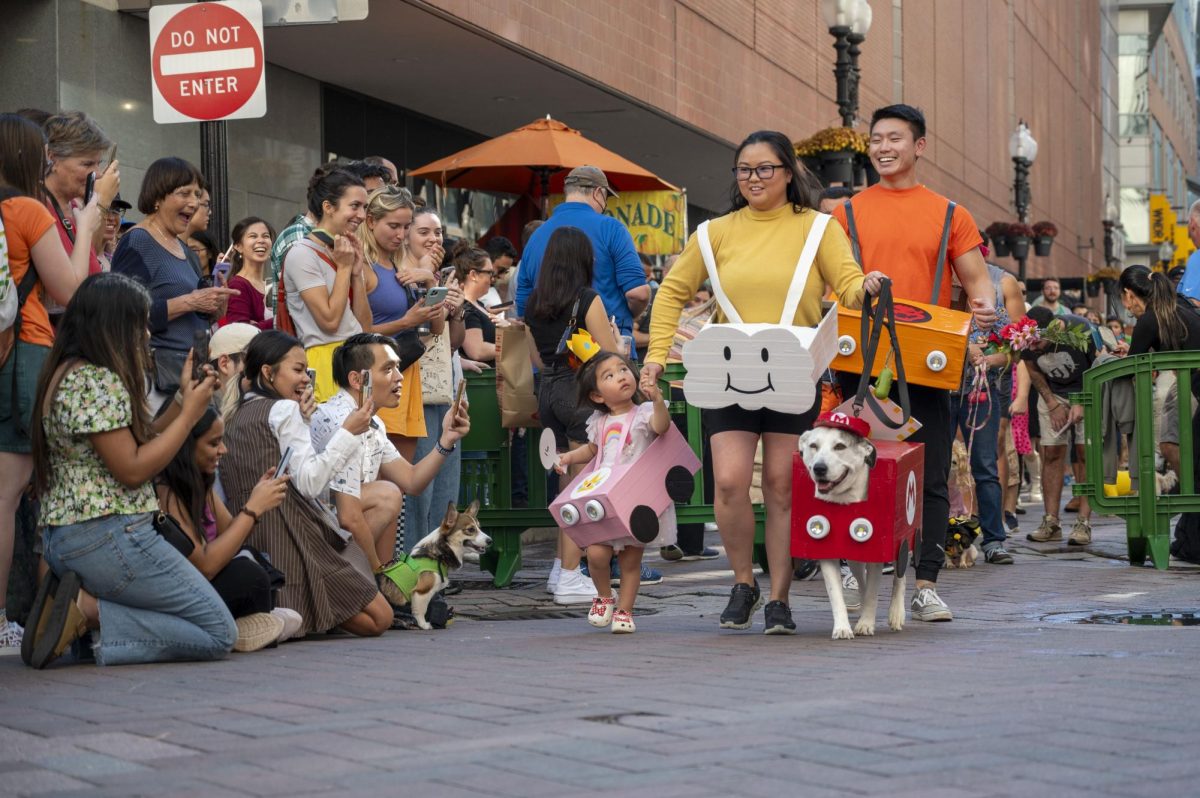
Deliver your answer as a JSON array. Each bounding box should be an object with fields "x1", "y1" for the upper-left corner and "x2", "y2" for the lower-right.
[
  {"x1": 0, "y1": 114, "x2": 101, "y2": 650},
  {"x1": 831, "y1": 104, "x2": 997, "y2": 623}
]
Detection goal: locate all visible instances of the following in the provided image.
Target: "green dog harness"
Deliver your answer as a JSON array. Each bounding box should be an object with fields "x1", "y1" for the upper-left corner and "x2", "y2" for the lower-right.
[{"x1": 378, "y1": 553, "x2": 448, "y2": 600}]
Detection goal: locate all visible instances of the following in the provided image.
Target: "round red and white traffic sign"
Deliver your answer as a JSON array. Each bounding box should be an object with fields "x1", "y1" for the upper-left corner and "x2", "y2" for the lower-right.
[{"x1": 149, "y1": 1, "x2": 266, "y2": 124}]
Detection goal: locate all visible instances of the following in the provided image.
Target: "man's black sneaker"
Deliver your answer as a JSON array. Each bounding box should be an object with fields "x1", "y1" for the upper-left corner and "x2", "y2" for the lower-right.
[
  {"x1": 719, "y1": 581, "x2": 761, "y2": 630},
  {"x1": 762, "y1": 600, "x2": 796, "y2": 635}
]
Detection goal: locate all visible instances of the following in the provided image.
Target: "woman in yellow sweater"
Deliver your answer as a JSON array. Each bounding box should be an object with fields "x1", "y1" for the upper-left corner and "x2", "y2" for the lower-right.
[{"x1": 642, "y1": 130, "x2": 884, "y2": 635}]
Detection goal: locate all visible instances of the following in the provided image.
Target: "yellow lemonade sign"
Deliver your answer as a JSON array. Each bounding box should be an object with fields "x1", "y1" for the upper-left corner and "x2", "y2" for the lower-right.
[{"x1": 550, "y1": 191, "x2": 688, "y2": 255}]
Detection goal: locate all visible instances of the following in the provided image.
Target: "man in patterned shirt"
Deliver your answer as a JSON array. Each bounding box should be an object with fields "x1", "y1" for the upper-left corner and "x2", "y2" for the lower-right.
[{"x1": 310, "y1": 334, "x2": 470, "y2": 572}]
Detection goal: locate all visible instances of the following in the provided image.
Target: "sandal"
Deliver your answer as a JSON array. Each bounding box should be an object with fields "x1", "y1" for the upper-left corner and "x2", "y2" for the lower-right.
[
  {"x1": 22, "y1": 570, "x2": 59, "y2": 667},
  {"x1": 31, "y1": 571, "x2": 88, "y2": 670}
]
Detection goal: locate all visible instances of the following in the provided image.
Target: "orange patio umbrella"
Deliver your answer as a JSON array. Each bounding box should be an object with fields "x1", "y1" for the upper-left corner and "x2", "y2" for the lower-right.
[{"x1": 409, "y1": 117, "x2": 679, "y2": 202}]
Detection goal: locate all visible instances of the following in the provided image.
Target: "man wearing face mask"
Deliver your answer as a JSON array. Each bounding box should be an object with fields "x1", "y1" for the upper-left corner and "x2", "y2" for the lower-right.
[{"x1": 515, "y1": 166, "x2": 649, "y2": 355}]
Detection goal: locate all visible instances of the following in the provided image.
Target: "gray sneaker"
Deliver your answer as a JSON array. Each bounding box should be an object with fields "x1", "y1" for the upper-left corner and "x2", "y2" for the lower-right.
[
  {"x1": 984, "y1": 546, "x2": 1014, "y2": 565},
  {"x1": 1026, "y1": 514, "x2": 1062, "y2": 543},
  {"x1": 840, "y1": 564, "x2": 861, "y2": 612},
  {"x1": 910, "y1": 587, "x2": 953, "y2": 622}
]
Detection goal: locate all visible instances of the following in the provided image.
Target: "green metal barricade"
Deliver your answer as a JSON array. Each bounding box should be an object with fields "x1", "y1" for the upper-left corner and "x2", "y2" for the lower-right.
[
  {"x1": 461, "y1": 364, "x2": 767, "y2": 586},
  {"x1": 1073, "y1": 351, "x2": 1200, "y2": 569}
]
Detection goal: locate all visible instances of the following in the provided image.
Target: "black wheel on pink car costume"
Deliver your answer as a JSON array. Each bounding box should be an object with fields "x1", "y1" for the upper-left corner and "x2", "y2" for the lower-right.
[
  {"x1": 894, "y1": 539, "x2": 909, "y2": 579},
  {"x1": 665, "y1": 466, "x2": 694, "y2": 503},
  {"x1": 630, "y1": 505, "x2": 659, "y2": 543}
]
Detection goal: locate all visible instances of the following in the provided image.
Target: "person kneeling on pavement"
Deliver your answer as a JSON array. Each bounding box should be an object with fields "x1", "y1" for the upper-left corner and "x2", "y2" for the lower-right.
[
  {"x1": 309, "y1": 333, "x2": 470, "y2": 628},
  {"x1": 155, "y1": 406, "x2": 302, "y2": 651}
]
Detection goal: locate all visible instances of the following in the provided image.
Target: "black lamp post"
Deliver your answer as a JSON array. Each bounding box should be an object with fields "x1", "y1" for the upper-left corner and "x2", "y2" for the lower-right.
[
  {"x1": 1009, "y1": 120, "x2": 1038, "y2": 280},
  {"x1": 823, "y1": 0, "x2": 872, "y2": 128}
]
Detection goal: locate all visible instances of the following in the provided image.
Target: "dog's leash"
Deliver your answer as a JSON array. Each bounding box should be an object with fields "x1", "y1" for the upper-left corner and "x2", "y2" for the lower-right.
[
  {"x1": 962, "y1": 362, "x2": 992, "y2": 458},
  {"x1": 852, "y1": 278, "x2": 912, "y2": 429}
]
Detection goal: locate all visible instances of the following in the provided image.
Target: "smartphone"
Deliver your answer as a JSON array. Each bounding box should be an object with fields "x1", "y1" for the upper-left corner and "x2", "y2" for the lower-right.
[
  {"x1": 84, "y1": 172, "x2": 95, "y2": 206},
  {"x1": 452, "y1": 379, "x2": 466, "y2": 415},
  {"x1": 306, "y1": 367, "x2": 317, "y2": 385},
  {"x1": 360, "y1": 369, "x2": 372, "y2": 405},
  {"x1": 489, "y1": 300, "x2": 515, "y2": 311},
  {"x1": 424, "y1": 286, "x2": 450, "y2": 306},
  {"x1": 191, "y1": 330, "x2": 210, "y2": 382},
  {"x1": 275, "y1": 446, "x2": 293, "y2": 478}
]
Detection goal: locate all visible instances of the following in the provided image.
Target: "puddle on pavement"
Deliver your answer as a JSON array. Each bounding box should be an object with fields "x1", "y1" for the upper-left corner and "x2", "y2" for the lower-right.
[{"x1": 1041, "y1": 610, "x2": 1200, "y2": 626}]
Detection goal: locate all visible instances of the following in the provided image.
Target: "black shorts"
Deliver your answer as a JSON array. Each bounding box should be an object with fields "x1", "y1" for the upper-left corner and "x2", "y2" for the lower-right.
[
  {"x1": 702, "y1": 394, "x2": 821, "y2": 437},
  {"x1": 538, "y1": 366, "x2": 591, "y2": 449}
]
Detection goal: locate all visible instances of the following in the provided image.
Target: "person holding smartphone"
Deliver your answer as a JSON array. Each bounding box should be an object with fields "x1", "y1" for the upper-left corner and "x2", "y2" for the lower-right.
[
  {"x1": 220, "y1": 330, "x2": 389, "y2": 637},
  {"x1": 309, "y1": 334, "x2": 471, "y2": 590},
  {"x1": 356, "y1": 186, "x2": 445, "y2": 461},
  {"x1": 450, "y1": 242, "x2": 506, "y2": 363}
]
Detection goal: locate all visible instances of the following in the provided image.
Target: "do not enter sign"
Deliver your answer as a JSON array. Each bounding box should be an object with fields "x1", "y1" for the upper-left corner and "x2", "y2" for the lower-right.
[{"x1": 149, "y1": 1, "x2": 266, "y2": 124}]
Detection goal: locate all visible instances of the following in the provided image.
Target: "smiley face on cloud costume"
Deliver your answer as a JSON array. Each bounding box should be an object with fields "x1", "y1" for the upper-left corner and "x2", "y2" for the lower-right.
[{"x1": 682, "y1": 215, "x2": 838, "y2": 414}]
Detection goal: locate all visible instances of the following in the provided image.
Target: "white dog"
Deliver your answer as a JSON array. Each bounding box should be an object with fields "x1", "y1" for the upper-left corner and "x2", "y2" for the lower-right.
[{"x1": 798, "y1": 415, "x2": 906, "y2": 640}]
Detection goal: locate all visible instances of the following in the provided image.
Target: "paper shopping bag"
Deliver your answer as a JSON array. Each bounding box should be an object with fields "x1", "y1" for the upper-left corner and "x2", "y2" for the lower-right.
[{"x1": 496, "y1": 325, "x2": 540, "y2": 429}]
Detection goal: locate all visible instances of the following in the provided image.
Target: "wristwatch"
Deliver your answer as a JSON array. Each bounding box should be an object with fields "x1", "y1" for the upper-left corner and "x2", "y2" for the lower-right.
[{"x1": 435, "y1": 439, "x2": 457, "y2": 456}]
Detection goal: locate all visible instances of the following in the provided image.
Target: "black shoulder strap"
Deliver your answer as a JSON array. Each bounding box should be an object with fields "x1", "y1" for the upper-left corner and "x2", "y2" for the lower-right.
[
  {"x1": 852, "y1": 278, "x2": 911, "y2": 430},
  {"x1": 929, "y1": 201, "x2": 957, "y2": 304},
  {"x1": 843, "y1": 199, "x2": 862, "y2": 266}
]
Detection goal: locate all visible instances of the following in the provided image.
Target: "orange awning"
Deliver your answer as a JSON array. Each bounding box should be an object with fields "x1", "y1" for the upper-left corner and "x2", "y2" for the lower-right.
[{"x1": 410, "y1": 117, "x2": 678, "y2": 196}]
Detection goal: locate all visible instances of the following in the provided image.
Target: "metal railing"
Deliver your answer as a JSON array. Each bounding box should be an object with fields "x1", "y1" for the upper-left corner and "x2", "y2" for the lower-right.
[{"x1": 1073, "y1": 351, "x2": 1200, "y2": 569}]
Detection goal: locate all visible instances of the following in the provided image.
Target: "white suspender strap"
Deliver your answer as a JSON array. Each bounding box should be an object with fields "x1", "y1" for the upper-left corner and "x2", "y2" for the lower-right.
[
  {"x1": 779, "y1": 212, "x2": 830, "y2": 324},
  {"x1": 696, "y1": 212, "x2": 831, "y2": 326},
  {"x1": 696, "y1": 220, "x2": 742, "y2": 324}
]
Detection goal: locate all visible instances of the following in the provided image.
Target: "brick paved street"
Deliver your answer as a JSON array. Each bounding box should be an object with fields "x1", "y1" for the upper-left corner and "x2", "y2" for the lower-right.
[{"x1": 3, "y1": 511, "x2": 1199, "y2": 798}]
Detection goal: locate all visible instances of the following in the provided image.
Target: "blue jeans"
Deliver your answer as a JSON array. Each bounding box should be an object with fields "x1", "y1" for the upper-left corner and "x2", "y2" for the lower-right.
[
  {"x1": 951, "y1": 373, "x2": 1005, "y2": 549},
  {"x1": 404, "y1": 404, "x2": 463, "y2": 551},
  {"x1": 42, "y1": 513, "x2": 236, "y2": 666}
]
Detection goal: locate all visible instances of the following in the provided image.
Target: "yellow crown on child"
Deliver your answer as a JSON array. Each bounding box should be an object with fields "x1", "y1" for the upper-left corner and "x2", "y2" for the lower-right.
[{"x1": 566, "y1": 330, "x2": 601, "y2": 364}]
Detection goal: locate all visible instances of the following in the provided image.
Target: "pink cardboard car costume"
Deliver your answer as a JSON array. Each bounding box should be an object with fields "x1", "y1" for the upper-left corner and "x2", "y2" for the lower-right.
[{"x1": 549, "y1": 421, "x2": 701, "y2": 550}]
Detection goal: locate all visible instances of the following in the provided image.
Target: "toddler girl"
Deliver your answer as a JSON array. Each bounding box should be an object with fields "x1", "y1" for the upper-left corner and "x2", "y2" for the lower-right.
[{"x1": 555, "y1": 352, "x2": 675, "y2": 633}]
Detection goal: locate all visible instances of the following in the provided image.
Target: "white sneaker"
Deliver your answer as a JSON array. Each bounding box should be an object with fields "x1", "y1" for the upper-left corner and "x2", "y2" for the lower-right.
[
  {"x1": 553, "y1": 568, "x2": 598, "y2": 604},
  {"x1": 910, "y1": 587, "x2": 953, "y2": 622},
  {"x1": 546, "y1": 558, "x2": 562, "y2": 594},
  {"x1": 840, "y1": 564, "x2": 861, "y2": 612},
  {"x1": 234, "y1": 613, "x2": 286, "y2": 652},
  {"x1": 270, "y1": 608, "x2": 304, "y2": 643},
  {"x1": 0, "y1": 620, "x2": 24, "y2": 652}
]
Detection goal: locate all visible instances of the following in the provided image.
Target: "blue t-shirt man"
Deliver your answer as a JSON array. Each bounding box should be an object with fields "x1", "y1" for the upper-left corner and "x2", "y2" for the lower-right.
[
  {"x1": 515, "y1": 167, "x2": 648, "y2": 352},
  {"x1": 1179, "y1": 249, "x2": 1200, "y2": 302}
]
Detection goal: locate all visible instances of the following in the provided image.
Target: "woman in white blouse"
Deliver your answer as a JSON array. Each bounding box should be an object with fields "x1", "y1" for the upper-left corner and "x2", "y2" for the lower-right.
[{"x1": 218, "y1": 330, "x2": 392, "y2": 637}]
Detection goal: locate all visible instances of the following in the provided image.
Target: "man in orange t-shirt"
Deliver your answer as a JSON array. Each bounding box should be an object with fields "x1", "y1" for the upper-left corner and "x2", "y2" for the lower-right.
[{"x1": 832, "y1": 104, "x2": 997, "y2": 623}]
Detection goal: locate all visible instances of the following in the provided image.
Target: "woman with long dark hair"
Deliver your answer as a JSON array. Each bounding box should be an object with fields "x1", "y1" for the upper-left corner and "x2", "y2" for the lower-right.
[
  {"x1": 643, "y1": 130, "x2": 884, "y2": 635},
  {"x1": 526, "y1": 226, "x2": 619, "y2": 603},
  {"x1": 219, "y1": 330, "x2": 393, "y2": 637},
  {"x1": 155, "y1": 406, "x2": 298, "y2": 651},
  {"x1": 1120, "y1": 265, "x2": 1200, "y2": 487},
  {"x1": 0, "y1": 113, "x2": 101, "y2": 651},
  {"x1": 27, "y1": 273, "x2": 234, "y2": 667},
  {"x1": 221, "y1": 216, "x2": 276, "y2": 331}
]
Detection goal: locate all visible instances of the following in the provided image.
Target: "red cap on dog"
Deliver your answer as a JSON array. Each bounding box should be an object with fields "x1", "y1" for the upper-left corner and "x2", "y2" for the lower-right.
[{"x1": 813, "y1": 411, "x2": 870, "y2": 439}]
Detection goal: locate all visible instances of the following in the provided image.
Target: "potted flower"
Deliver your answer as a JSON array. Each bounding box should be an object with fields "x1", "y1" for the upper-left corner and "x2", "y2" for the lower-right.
[
  {"x1": 1007, "y1": 223, "x2": 1034, "y2": 260},
  {"x1": 985, "y1": 222, "x2": 1012, "y2": 258},
  {"x1": 795, "y1": 127, "x2": 869, "y2": 186},
  {"x1": 1032, "y1": 221, "x2": 1058, "y2": 257}
]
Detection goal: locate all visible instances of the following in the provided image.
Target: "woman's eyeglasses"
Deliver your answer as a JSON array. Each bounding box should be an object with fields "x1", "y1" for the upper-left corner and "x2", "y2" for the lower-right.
[{"x1": 732, "y1": 164, "x2": 784, "y2": 181}]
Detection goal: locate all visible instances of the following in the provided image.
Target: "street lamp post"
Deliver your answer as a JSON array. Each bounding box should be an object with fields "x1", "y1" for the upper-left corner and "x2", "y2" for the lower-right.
[
  {"x1": 1009, "y1": 120, "x2": 1038, "y2": 280},
  {"x1": 823, "y1": 0, "x2": 872, "y2": 128}
]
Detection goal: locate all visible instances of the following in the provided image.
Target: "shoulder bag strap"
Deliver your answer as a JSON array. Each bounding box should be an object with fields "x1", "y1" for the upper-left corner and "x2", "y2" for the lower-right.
[
  {"x1": 696, "y1": 220, "x2": 743, "y2": 324},
  {"x1": 929, "y1": 201, "x2": 957, "y2": 304},
  {"x1": 843, "y1": 199, "x2": 863, "y2": 266},
  {"x1": 778, "y1": 213, "x2": 831, "y2": 324},
  {"x1": 852, "y1": 279, "x2": 912, "y2": 429}
]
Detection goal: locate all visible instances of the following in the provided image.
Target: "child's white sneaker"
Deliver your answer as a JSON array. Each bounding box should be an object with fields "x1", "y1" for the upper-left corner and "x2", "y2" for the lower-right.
[
  {"x1": 611, "y1": 609, "x2": 636, "y2": 634},
  {"x1": 588, "y1": 597, "x2": 616, "y2": 627}
]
